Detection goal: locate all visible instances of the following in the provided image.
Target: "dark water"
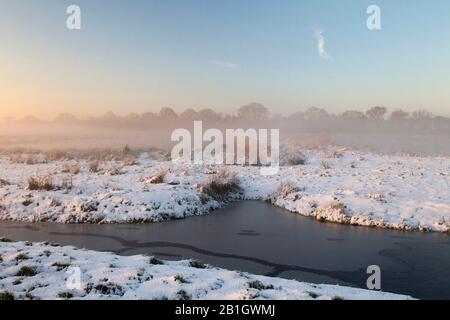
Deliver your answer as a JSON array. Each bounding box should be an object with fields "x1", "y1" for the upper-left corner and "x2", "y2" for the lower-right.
[{"x1": 1, "y1": 201, "x2": 449, "y2": 299}]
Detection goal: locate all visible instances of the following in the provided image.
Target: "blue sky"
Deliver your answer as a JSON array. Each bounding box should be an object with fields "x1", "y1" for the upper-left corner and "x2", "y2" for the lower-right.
[{"x1": 1, "y1": 0, "x2": 449, "y2": 118}]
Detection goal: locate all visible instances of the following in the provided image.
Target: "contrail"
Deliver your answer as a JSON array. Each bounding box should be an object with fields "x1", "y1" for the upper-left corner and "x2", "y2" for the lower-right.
[{"x1": 314, "y1": 28, "x2": 332, "y2": 60}]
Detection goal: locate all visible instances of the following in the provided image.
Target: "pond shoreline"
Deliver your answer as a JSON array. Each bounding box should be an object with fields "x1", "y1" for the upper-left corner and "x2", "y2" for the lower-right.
[{"x1": 1, "y1": 201, "x2": 449, "y2": 299}]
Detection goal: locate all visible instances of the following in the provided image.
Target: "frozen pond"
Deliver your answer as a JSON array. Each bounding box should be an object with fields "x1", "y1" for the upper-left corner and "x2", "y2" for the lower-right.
[{"x1": 1, "y1": 201, "x2": 449, "y2": 299}]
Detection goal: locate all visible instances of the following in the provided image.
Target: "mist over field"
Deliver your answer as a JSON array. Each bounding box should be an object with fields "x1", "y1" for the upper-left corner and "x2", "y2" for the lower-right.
[{"x1": 1, "y1": 104, "x2": 449, "y2": 155}]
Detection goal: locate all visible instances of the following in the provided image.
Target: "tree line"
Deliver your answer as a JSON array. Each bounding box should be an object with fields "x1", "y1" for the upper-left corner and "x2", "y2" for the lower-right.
[{"x1": 13, "y1": 103, "x2": 450, "y2": 134}]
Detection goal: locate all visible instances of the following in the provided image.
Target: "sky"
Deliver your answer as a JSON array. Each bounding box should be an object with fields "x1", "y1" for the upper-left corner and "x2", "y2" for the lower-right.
[{"x1": 0, "y1": 0, "x2": 450, "y2": 119}]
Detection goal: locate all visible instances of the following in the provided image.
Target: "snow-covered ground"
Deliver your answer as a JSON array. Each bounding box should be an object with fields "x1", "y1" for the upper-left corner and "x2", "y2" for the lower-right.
[
  {"x1": 0, "y1": 240, "x2": 413, "y2": 300},
  {"x1": 0, "y1": 148, "x2": 449, "y2": 232}
]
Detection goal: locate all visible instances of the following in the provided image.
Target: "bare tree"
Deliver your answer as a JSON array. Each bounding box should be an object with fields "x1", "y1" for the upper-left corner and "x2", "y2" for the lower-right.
[
  {"x1": 366, "y1": 106, "x2": 387, "y2": 120},
  {"x1": 180, "y1": 109, "x2": 198, "y2": 120},
  {"x1": 159, "y1": 107, "x2": 178, "y2": 119},
  {"x1": 412, "y1": 109, "x2": 433, "y2": 120},
  {"x1": 237, "y1": 103, "x2": 268, "y2": 121}
]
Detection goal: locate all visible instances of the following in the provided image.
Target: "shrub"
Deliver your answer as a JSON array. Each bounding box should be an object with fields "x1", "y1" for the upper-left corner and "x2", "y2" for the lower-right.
[
  {"x1": 15, "y1": 253, "x2": 30, "y2": 261},
  {"x1": 0, "y1": 291, "x2": 15, "y2": 300},
  {"x1": 176, "y1": 290, "x2": 191, "y2": 300},
  {"x1": 25, "y1": 293, "x2": 35, "y2": 300},
  {"x1": 189, "y1": 260, "x2": 206, "y2": 269},
  {"x1": 123, "y1": 156, "x2": 138, "y2": 166},
  {"x1": 16, "y1": 266, "x2": 37, "y2": 277},
  {"x1": 275, "y1": 181, "x2": 301, "y2": 198},
  {"x1": 27, "y1": 176, "x2": 40, "y2": 190},
  {"x1": 57, "y1": 292, "x2": 73, "y2": 299},
  {"x1": 199, "y1": 170, "x2": 240, "y2": 201},
  {"x1": 45, "y1": 150, "x2": 70, "y2": 162},
  {"x1": 149, "y1": 257, "x2": 163, "y2": 265},
  {"x1": 50, "y1": 198, "x2": 62, "y2": 207},
  {"x1": 321, "y1": 160, "x2": 331, "y2": 170},
  {"x1": 41, "y1": 250, "x2": 51, "y2": 257},
  {"x1": 52, "y1": 262, "x2": 71, "y2": 271},
  {"x1": 60, "y1": 176, "x2": 73, "y2": 190},
  {"x1": 248, "y1": 280, "x2": 274, "y2": 290},
  {"x1": 0, "y1": 178, "x2": 10, "y2": 187},
  {"x1": 27, "y1": 175, "x2": 54, "y2": 191},
  {"x1": 122, "y1": 144, "x2": 131, "y2": 155},
  {"x1": 61, "y1": 163, "x2": 81, "y2": 175},
  {"x1": 174, "y1": 274, "x2": 189, "y2": 284},
  {"x1": 80, "y1": 201, "x2": 99, "y2": 213},
  {"x1": 92, "y1": 283, "x2": 124, "y2": 296},
  {"x1": 25, "y1": 155, "x2": 39, "y2": 165},
  {"x1": 315, "y1": 202, "x2": 348, "y2": 223},
  {"x1": 329, "y1": 150, "x2": 343, "y2": 159},
  {"x1": 284, "y1": 148, "x2": 307, "y2": 165},
  {"x1": 148, "y1": 170, "x2": 167, "y2": 184},
  {"x1": 22, "y1": 199, "x2": 33, "y2": 206},
  {"x1": 88, "y1": 160, "x2": 101, "y2": 173},
  {"x1": 107, "y1": 165, "x2": 124, "y2": 176}
]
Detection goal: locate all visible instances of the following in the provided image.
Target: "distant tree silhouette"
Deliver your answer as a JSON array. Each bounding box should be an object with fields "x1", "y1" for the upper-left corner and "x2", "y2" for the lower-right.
[
  {"x1": 341, "y1": 110, "x2": 367, "y2": 120},
  {"x1": 237, "y1": 103, "x2": 268, "y2": 121},
  {"x1": 366, "y1": 106, "x2": 387, "y2": 120},
  {"x1": 412, "y1": 109, "x2": 433, "y2": 120},
  {"x1": 21, "y1": 115, "x2": 41, "y2": 123},
  {"x1": 103, "y1": 111, "x2": 118, "y2": 122},
  {"x1": 159, "y1": 107, "x2": 178, "y2": 119},
  {"x1": 198, "y1": 108, "x2": 221, "y2": 122},
  {"x1": 54, "y1": 113, "x2": 78, "y2": 123},
  {"x1": 142, "y1": 112, "x2": 156, "y2": 120},
  {"x1": 126, "y1": 113, "x2": 141, "y2": 121},
  {"x1": 390, "y1": 109, "x2": 409, "y2": 120},
  {"x1": 180, "y1": 109, "x2": 198, "y2": 120},
  {"x1": 14, "y1": 104, "x2": 449, "y2": 136},
  {"x1": 303, "y1": 107, "x2": 329, "y2": 120}
]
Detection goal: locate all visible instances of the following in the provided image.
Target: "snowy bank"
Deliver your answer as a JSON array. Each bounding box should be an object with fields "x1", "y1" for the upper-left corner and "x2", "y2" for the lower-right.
[
  {"x1": 0, "y1": 148, "x2": 449, "y2": 232},
  {"x1": 0, "y1": 240, "x2": 413, "y2": 300}
]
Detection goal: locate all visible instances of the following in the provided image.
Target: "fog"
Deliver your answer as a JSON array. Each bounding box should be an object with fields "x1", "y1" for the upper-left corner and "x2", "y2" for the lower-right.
[{"x1": 1, "y1": 104, "x2": 449, "y2": 156}]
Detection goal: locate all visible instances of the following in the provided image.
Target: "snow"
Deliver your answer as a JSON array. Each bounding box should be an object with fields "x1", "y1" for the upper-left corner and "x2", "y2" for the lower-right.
[
  {"x1": 0, "y1": 240, "x2": 414, "y2": 300},
  {"x1": 0, "y1": 148, "x2": 449, "y2": 232}
]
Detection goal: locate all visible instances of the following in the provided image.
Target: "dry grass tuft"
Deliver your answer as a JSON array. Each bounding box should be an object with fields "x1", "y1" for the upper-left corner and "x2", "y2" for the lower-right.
[
  {"x1": 276, "y1": 181, "x2": 301, "y2": 197},
  {"x1": 285, "y1": 150, "x2": 307, "y2": 165},
  {"x1": 61, "y1": 163, "x2": 81, "y2": 175},
  {"x1": 27, "y1": 175, "x2": 54, "y2": 191},
  {"x1": 199, "y1": 170, "x2": 240, "y2": 201},
  {"x1": 107, "y1": 164, "x2": 124, "y2": 176},
  {"x1": 0, "y1": 178, "x2": 10, "y2": 187},
  {"x1": 122, "y1": 156, "x2": 138, "y2": 166},
  {"x1": 27, "y1": 174, "x2": 73, "y2": 191},
  {"x1": 88, "y1": 160, "x2": 101, "y2": 173},
  {"x1": 321, "y1": 160, "x2": 331, "y2": 170},
  {"x1": 148, "y1": 169, "x2": 167, "y2": 184}
]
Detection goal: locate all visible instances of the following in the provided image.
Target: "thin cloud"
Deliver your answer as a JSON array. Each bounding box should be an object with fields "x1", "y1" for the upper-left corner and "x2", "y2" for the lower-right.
[
  {"x1": 314, "y1": 29, "x2": 332, "y2": 61},
  {"x1": 210, "y1": 60, "x2": 240, "y2": 69}
]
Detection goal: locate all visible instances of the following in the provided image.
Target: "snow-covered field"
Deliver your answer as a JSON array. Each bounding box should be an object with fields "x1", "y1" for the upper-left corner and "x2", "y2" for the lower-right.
[
  {"x1": 0, "y1": 148, "x2": 448, "y2": 232},
  {"x1": 0, "y1": 240, "x2": 413, "y2": 300}
]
